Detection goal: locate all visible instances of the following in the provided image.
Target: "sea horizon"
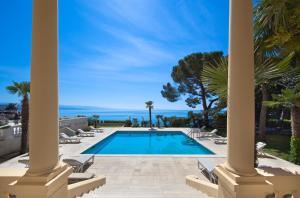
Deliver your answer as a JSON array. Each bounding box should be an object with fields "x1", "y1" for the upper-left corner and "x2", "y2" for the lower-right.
[
  {"x1": 0, "y1": 103, "x2": 201, "y2": 122},
  {"x1": 59, "y1": 105, "x2": 201, "y2": 121}
]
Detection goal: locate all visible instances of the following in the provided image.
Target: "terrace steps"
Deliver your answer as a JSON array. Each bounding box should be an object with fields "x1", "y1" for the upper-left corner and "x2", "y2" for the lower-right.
[{"x1": 79, "y1": 183, "x2": 210, "y2": 198}]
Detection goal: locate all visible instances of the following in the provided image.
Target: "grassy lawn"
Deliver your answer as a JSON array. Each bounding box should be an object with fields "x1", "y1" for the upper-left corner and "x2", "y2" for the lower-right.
[{"x1": 264, "y1": 134, "x2": 291, "y2": 161}]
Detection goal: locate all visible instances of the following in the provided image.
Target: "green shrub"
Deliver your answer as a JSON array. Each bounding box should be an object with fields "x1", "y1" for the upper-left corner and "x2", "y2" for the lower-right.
[
  {"x1": 163, "y1": 116, "x2": 189, "y2": 127},
  {"x1": 211, "y1": 112, "x2": 227, "y2": 129},
  {"x1": 187, "y1": 111, "x2": 204, "y2": 127},
  {"x1": 290, "y1": 136, "x2": 300, "y2": 164},
  {"x1": 124, "y1": 119, "x2": 132, "y2": 127}
]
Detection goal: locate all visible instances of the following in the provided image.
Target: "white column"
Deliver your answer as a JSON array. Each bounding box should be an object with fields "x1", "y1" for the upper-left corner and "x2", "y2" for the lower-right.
[
  {"x1": 225, "y1": 0, "x2": 257, "y2": 176},
  {"x1": 28, "y1": 0, "x2": 59, "y2": 175}
]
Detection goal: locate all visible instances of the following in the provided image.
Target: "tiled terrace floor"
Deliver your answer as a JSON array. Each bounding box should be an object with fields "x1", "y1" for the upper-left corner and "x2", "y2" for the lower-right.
[
  {"x1": 1, "y1": 127, "x2": 300, "y2": 198},
  {"x1": 82, "y1": 156, "x2": 209, "y2": 198}
]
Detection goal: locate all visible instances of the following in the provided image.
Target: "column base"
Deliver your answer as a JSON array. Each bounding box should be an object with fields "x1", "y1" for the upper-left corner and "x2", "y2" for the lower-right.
[
  {"x1": 214, "y1": 164, "x2": 273, "y2": 198},
  {"x1": 224, "y1": 161, "x2": 257, "y2": 177},
  {"x1": 8, "y1": 163, "x2": 72, "y2": 198}
]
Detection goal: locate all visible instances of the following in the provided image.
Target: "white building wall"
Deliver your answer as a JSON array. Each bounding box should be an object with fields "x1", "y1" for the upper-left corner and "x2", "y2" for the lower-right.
[
  {"x1": 0, "y1": 117, "x2": 89, "y2": 158},
  {"x1": 59, "y1": 117, "x2": 89, "y2": 131}
]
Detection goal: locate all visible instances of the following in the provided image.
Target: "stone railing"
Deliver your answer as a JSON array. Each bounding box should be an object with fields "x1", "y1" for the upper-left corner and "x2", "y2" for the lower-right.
[
  {"x1": 186, "y1": 168, "x2": 300, "y2": 198},
  {"x1": 59, "y1": 117, "x2": 89, "y2": 131},
  {"x1": 258, "y1": 168, "x2": 300, "y2": 198},
  {"x1": 0, "y1": 124, "x2": 22, "y2": 139},
  {"x1": 0, "y1": 167, "x2": 106, "y2": 198},
  {"x1": 186, "y1": 175, "x2": 218, "y2": 198},
  {"x1": 0, "y1": 168, "x2": 26, "y2": 198},
  {"x1": 0, "y1": 125, "x2": 22, "y2": 157}
]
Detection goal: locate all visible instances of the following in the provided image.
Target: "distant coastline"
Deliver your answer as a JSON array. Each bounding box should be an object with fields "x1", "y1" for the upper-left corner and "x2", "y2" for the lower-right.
[{"x1": 0, "y1": 103, "x2": 200, "y2": 122}]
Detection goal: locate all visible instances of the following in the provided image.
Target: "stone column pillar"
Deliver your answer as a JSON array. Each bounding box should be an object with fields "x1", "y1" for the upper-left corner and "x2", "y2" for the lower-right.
[
  {"x1": 9, "y1": 1, "x2": 72, "y2": 197},
  {"x1": 214, "y1": 1, "x2": 273, "y2": 197},
  {"x1": 27, "y1": 0, "x2": 60, "y2": 176},
  {"x1": 224, "y1": 0, "x2": 257, "y2": 176}
]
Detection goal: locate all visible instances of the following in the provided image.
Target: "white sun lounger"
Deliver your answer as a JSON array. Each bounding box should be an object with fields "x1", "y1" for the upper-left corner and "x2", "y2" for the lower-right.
[
  {"x1": 76, "y1": 129, "x2": 95, "y2": 137},
  {"x1": 197, "y1": 158, "x2": 219, "y2": 184},
  {"x1": 257, "y1": 142, "x2": 267, "y2": 155},
  {"x1": 59, "y1": 133, "x2": 81, "y2": 144},
  {"x1": 89, "y1": 126, "x2": 104, "y2": 133},
  {"x1": 214, "y1": 137, "x2": 227, "y2": 144},
  {"x1": 19, "y1": 154, "x2": 63, "y2": 167},
  {"x1": 200, "y1": 129, "x2": 218, "y2": 138},
  {"x1": 77, "y1": 129, "x2": 95, "y2": 136},
  {"x1": 213, "y1": 139, "x2": 267, "y2": 155},
  {"x1": 63, "y1": 127, "x2": 94, "y2": 137},
  {"x1": 63, "y1": 154, "x2": 95, "y2": 173},
  {"x1": 68, "y1": 172, "x2": 95, "y2": 184}
]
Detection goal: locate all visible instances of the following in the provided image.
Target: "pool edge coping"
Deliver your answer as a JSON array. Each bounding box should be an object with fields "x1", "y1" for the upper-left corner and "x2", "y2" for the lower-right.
[{"x1": 79, "y1": 129, "x2": 222, "y2": 156}]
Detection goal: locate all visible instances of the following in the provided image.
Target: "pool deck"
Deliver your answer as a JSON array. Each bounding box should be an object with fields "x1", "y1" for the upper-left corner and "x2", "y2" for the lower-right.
[{"x1": 1, "y1": 127, "x2": 300, "y2": 198}]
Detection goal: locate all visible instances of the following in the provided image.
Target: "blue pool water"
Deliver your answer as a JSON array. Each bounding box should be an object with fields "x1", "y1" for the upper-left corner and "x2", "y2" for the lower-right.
[{"x1": 82, "y1": 131, "x2": 214, "y2": 155}]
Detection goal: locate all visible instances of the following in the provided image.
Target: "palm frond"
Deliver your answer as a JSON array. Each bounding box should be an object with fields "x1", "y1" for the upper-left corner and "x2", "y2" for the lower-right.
[
  {"x1": 6, "y1": 85, "x2": 18, "y2": 95},
  {"x1": 263, "y1": 101, "x2": 282, "y2": 108},
  {"x1": 265, "y1": 88, "x2": 300, "y2": 108},
  {"x1": 145, "y1": 101, "x2": 154, "y2": 109},
  {"x1": 202, "y1": 58, "x2": 228, "y2": 99},
  {"x1": 6, "y1": 81, "x2": 30, "y2": 97},
  {"x1": 255, "y1": 52, "x2": 294, "y2": 85}
]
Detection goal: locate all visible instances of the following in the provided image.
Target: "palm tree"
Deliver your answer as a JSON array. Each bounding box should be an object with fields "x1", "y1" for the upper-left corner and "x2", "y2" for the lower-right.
[
  {"x1": 6, "y1": 81, "x2": 30, "y2": 154},
  {"x1": 264, "y1": 86, "x2": 300, "y2": 164},
  {"x1": 202, "y1": 52, "x2": 293, "y2": 140},
  {"x1": 156, "y1": 115, "x2": 163, "y2": 128},
  {"x1": 253, "y1": 0, "x2": 300, "y2": 139},
  {"x1": 145, "y1": 101, "x2": 154, "y2": 128}
]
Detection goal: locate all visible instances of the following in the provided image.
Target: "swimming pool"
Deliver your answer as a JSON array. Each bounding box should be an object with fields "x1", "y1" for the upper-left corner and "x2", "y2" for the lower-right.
[{"x1": 82, "y1": 131, "x2": 214, "y2": 155}]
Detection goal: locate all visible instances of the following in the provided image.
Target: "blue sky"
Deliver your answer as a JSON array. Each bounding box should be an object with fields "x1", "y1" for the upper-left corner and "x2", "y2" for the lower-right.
[{"x1": 0, "y1": 0, "x2": 229, "y2": 110}]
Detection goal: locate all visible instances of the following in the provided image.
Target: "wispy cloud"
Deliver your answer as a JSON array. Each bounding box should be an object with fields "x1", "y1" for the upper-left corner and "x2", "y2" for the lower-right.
[
  {"x1": 79, "y1": 0, "x2": 192, "y2": 41},
  {"x1": 62, "y1": 0, "x2": 182, "y2": 81},
  {"x1": 58, "y1": 0, "x2": 226, "y2": 105}
]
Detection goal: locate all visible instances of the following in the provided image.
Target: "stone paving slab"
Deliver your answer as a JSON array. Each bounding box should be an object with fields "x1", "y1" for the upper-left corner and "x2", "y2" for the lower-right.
[{"x1": 82, "y1": 156, "x2": 209, "y2": 198}]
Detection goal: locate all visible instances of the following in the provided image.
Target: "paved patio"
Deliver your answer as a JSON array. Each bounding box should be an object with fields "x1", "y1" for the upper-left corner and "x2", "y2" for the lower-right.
[
  {"x1": 1, "y1": 127, "x2": 300, "y2": 198},
  {"x1": 83, "y1": 156, "x2": 209, "y2": 198}
]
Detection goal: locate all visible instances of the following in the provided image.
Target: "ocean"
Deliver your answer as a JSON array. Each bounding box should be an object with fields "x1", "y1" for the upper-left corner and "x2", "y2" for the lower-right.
[{"x1": 59, "y1": 106, "x2": 199, "y2": 122}]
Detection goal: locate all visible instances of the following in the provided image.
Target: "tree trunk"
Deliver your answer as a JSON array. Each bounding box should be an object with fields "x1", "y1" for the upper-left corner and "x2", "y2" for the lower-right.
[
  {"x1": 291, "y1": 106, "x2": 300, "y2": 138},
  {"x1": 157, "y1": 118, "x2": 160, "y2": 128},
  {"x1": 290, "y1": 106, "x2": 300, "y2": 164},
  {"x1": 258, "y1": 84, "x2": 268, "y2": 140},
  {"x1": 199, "y1": 84, "x2": 209, "y2": 126},
  {"x1": 279, "y1": 108, "x2": 288, "y2": 130},
  {"x1": 254, "y1": 131, "x2": 258, "y2": 168},
  {"x1": 149, "y1": 108, "x2": 152, "y2": 128},
  {"x1": 20, "y1": 95, "x2": 29, "y2": 154}
]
